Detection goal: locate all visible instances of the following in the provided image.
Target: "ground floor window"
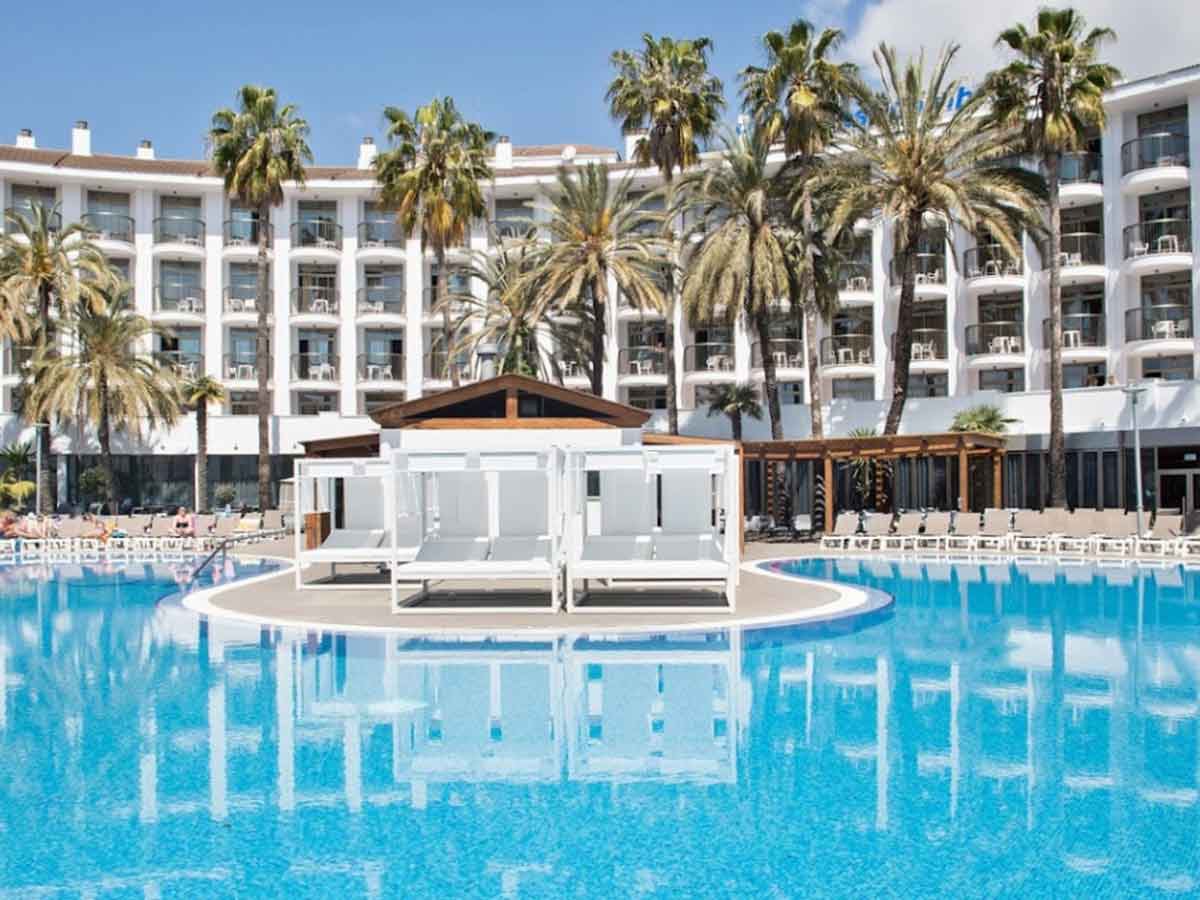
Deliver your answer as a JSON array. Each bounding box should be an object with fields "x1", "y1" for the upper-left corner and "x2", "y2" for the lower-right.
[
  {"x1": 294, "y1": 391, "x2": 339, "y2": 415},
  {"x1": 979, "y1": 367, "x2": 1024, "y2": 393},
  {"x1": 361, "y1": 392, "x2": 405, "y2": 414},
  {"x1": 229, "y1": 391, "x2": 270, "y2": 415},
  {"x1": 1142, "y1": 355, "x2": 1194, "y2": 381},
  {"x1": 832, "y1": 377, "x2": 873, "y2": 401},
  {"x1": 779, "y1": 381, "x2": 805, "y2": 405},
  {"x1": 907, "y1": 372, "x2": 948, "y2": 398},
  {"x1": 1064, "y1": 362, "x2": 1106, "y2": 388},
  {"x1": 625, "y1": 387, "x2": 666, "y2": 410}
]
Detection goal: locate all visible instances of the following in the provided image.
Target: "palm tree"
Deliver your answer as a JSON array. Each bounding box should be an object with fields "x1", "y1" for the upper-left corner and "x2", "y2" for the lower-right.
[
  {"x1": 704, "y1": 382, "x2": 762, "y2": 441},
  {"x1": 0, "y1": 203, "x2": 112, "y2": 511},
  {"x1": 27, "y1": 296, "x2": 180, "y2": 514},
  {"x1": 741, "y1": 20, "x2": 856, "y2": 440},
  {"x1": 607, "y1": 33, "x2": 725, "y2": 434},
  {"x1": 374, "y1": 97, "x2": 494, "y2": 388},
  {"x1": 986, "y1": 9, "x2": 1119, "y2": 508},
  {"x1": 209, "y1": 85, "x2": 311, "y2": 512},
  {"x1": 951, "y1": 404, "x2": 1018, "y2": 435},
  {"x1": 528, "y1": 163, "x2": 666, "y2": 395},
  {"x1": 185, "y1": 376, "x2": 227, "y2": 511},
  {"x1": 822, "y1": 44, "x2": 1045, "y2": 435},
  {"x1": 677, "y1": 126, "x2": 794, "y2": 439}
]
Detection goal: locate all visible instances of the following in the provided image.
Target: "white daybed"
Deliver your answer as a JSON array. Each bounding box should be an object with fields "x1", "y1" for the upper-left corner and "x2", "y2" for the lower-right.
[{"x1": 564, "y1": 445, "x2": 740, "y2": 612}]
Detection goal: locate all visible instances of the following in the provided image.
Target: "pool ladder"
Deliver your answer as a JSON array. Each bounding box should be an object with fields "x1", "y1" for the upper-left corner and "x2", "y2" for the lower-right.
[{"x1": 191, "y1": 538, "x2": 233, "y2": 581}]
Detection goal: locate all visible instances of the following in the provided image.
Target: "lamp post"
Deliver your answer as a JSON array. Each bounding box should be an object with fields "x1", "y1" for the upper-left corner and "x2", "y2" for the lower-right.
[
  {"x1": 1122, "y1": 384, "x2": 1148, "y2": 537},
  {"x1": 32, "y1": 422, "x2": 49, "y2": 516}
]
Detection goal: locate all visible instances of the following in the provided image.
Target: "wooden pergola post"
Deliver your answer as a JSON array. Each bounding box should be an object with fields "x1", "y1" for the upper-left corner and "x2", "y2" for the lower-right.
[
  {"x1": 992, "y1": 452, "x2": 1003, "y2": 509},
  {"x1": 958, "y1": 444, "x2": 969, "y2": 512}
]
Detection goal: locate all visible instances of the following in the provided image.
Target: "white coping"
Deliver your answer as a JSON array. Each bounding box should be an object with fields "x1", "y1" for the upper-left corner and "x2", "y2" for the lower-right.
[{"x1": 178, "y1": 554, "x2": 882, "y2": 637}]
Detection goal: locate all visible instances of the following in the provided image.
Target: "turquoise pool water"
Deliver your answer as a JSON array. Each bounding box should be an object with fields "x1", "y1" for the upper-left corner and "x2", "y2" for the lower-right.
[{"x1": 1, "y1": 556, "x2": 1198, "y2": 896}]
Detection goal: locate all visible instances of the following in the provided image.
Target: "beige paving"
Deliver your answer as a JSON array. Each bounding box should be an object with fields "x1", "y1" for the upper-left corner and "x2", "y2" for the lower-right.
[{"x1": 215, "y1": 538, "x2": 841, "y2": 632}]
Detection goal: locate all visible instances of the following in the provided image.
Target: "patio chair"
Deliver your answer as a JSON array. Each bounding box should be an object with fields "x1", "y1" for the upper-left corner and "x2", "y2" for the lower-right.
[
  {"x1": 944, "y1": 512, "x2": 982, "y2": 552},
  {"x1": 1093, "y1": 510, "x2": 1138, "y2": 556},
  {"x1": 1173, "y1": 512, "x2": 1200, "y2": 558},
  {"x1": 975, "y1": 508, "x2": 1015, "y2": 552},
  {"x1": 880, "y1": 512, "x2": 923, "y2": 551},
  {"x1": 1138, "y1": 513, "x2": 1183, "y2": 556},
  {"x1": 1010, "y1": 510, "x2": 1050, "y2": 553},
  {"x1": 820, "y1": 512, "x2": 859, "y2": 550},
  {"x1": 913, "y1": 511, "x2": 952, "y2": 551},
  {"x1": 849, "y1": 513, "x2": 893, "y2": 550},
  {"x1": 1052, "y1": 510, "x2": 1102, "y2": 554}
]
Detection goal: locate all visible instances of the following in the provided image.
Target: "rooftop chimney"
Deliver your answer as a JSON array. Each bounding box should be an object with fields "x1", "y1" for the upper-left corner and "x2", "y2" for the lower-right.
[
  {"x1": 71, "y1": 120, "x2": 91, "y2": 156},
  {"x1": 16, "y1": 128, "x2": 35, "y2": 149},
  {"x1": 357, "y1": 136, "x2": 377, "y2": 170},
  {"x1": 623, "y1": 128, "x2": 646, "y2": 161},
  {"x1": 495, "y1": 135, "x2": 512, "y2": 169},
  {"x1": 137, "y1": 139, "x2": 155, "y2": 160}
]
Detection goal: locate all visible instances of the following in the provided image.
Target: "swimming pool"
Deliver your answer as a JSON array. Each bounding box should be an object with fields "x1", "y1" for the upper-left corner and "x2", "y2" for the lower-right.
[{"x1": 1, "y1": 556, "x2": 1198, "y2": 896}]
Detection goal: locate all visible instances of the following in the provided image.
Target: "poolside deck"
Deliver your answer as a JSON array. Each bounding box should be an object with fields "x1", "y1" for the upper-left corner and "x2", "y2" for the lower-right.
[{"x1": 215, "y1": 539, "x2": 842, "y2": 632}]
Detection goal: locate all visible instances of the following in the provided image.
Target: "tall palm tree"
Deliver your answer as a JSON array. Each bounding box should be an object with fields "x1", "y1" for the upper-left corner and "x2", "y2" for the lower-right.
[
  {"x1": 677, "y1": 127, "x2": 794, "y2": 439},
  {"x1": 822, "y1": 44, "x2": 1045, "y2": 435},
  {"x1": 705, "y1": 382, "x2": 762, "y2": 441},
  {"x1": 27, "y1": 296, "x2": 180, "y2": 514},
  {"x1": 607, "y1": 33, "x2": 725, "y2": 434},
  {"x1": 985, "y1": 9, "x2": 1119, "y2": 507},
  {"x1": 741, "y1": 19, "x2": 856, "y2": 439},
  {"x1": 374, "y1": 97, "x2": 494, "y2": 388},
  {"x1": 528, "y1": 163, "x2": 666, "y2": 395},
  {"x1": 209, "y1": 85, "x2": 311, "y2": 512},
  {"x1": 0, "y1": 203, "x2": 112, "y2": 512},
  {"x1": 185, "y1": 376, "x2": 227, "y2": 512}
]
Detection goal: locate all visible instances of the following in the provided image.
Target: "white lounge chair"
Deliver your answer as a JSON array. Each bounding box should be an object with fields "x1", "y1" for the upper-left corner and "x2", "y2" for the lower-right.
[
  {"x1": 945, "y1": 512, "x2": 982, "y2": 552},
  {"x1": 821, "y1": 512, "x2": 859, "y2": 549},
  {"x1": 1093, "y1": 511, "x2": 1138, "y2": 556},
  {"x1": 1138, "y1": 513, "x2": 1183, "y2": 556},
  {"x1": 880, "y1": 512, "x2": 923, "y2": 551},
  {"x1": 913, "y1": 511, "x2": 952, "y2": 551},
  {"x1": 1052, "y1": 510, "x2": 1101, "y2": 555},
  {"x1": 849, "y1": 513, "x2": 893, "y2": 550},
  {"x1": 975, "y1": 508, "x2": 1015, "y2": 552}
]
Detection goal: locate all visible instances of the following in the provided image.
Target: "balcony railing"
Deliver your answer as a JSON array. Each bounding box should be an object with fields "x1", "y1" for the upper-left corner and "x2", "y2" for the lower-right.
[
  {"x1": 751, "y1": 339, "x2": 804, "y2": 369},
  {"x1": 1124, "y1": 218, "x2": 1192, "y2": 259},
  {"x1": 965, "y1": 321, "x2": 1024, "y2": 356},
  {"x1": 357, "y1": 286, "x2": 405, "y2": 316},
  {"x1": 154, "y1": 351, "x2": 204, "y2": 379},
  {"x1": 820, "y1": 334, "x2": 873, "y2": 367},
  {"x1": 223, "y1": 286, "x2": 272, "y2": 314},
  {"x1": 357, "y1": 353, "x2": 404, "y2": 382},
  {"x1": 1057, "y1": 151, "x2": 1103, "y2": 185},
  {"x1": 1121, "y1": 133, "x2": 1190, "y2": 175},
  {"x1": 358, "y1": 220, "x2": 404, "y2": 249},
  {"x1": 154, "y1": 283, "x2": 205, "y2": 314},
  {"x1": 223, "y1": 218, "x2": 270, "y2": 248},
  {"x1": 223, "y1": 354, "x2": 266, "y2": 381},
  {"x1": 493, "y1": 219, "x2": 534, "y2": 242},
  {"x1": 889, "y1": 252, "x2": 945, "y2": 286},
  {"x1": 1049, "y1": 231, "x2": 1104, "y2": 268},
  {"x1": 963, "y1": 245, "x2": 1022, "y2": 279},
  {"x1": 1044, "y1": 313, "x2": 1105, "y2": 348},
  {"x1": 683, "y1": 342, "x2": 735, "y2": 373},
  {"x1": 839, "y1": 262, "x2": 873, "y2": 293},
  {"x1": 3, "y1": 206, "x2": 61, "y2": 232},
  {"x1": 80, "y1": 211, "x2": 134, "y2": 244},
  {"x1": 3, "y1": 345, "x2": 35, "y2": 376},
  {"x1": 291, "y1": 220, "x2": 343, "y2": 250},
  {"x1": 1125, "y1": 305, "x2": 1192, "y2": 342},
  {"x1": 909, "y1": 328, "x2": 948, "y2": 361},
  {"x1": 292, "y1": 353, "x2": 340, "y2": 381},
  {"x1": 291, "y1": 285, "x2": 340, "y2": 316},
  {"x1": 618, "y1": 347, "x2": 667, "y2": 376},
  {"x1": 424, "y1": 350, "x2": 473, "y2": 381},
  {"x1": 153, "y1": 216, "x2": 204, "y2": 246}
]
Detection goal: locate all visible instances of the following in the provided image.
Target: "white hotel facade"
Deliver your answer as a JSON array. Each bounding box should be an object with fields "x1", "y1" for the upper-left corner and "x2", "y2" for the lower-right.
[{"x1": 1, "y1": 64, "x2": 1199, "y2": 511}]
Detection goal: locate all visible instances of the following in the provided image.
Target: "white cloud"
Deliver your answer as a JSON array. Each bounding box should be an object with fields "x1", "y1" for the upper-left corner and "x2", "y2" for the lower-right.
[{"x1": 843, "y1": 0, "x2": 1199, "y2": 86}]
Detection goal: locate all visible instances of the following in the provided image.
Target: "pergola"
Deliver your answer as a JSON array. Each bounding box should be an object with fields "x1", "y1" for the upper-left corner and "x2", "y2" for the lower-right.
[{"x1": 741, "y1": 431, "x2": 1008, "y2": 532}]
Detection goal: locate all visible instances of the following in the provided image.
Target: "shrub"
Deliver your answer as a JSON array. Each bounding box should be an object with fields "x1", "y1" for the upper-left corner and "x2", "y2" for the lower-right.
[{"x1": 214, "y1": 484, "x2": 238, "y2": 508}]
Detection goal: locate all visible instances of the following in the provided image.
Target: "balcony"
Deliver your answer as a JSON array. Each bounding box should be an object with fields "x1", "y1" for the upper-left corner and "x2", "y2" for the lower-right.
[
  {"x1": 223, "y1": 286, "x2": 272, "y2": 317},
  {"x1": 292, "y1": 353, "x2": 339, "y2": 383},
  {"x1": 291, "y1": 285, "x2": 340, "y2": 319},
  {"x1": 1123, "y1": 219, "x2": 1192, "y2": 275},
  {"x1": 1125, "y1": 305, "x2": 1193, "y2": 354},
  {"x1": 617, "y1": 347, "x2": 667, "y2": 378},
  {"x1": 839, "y1": 262, "x2": 873, "y2": 300},
  {"x1": 908, "y1": 328, "x2": 948, "y2": 364},
  {"x1": 820, "y1": 334, "x2": 873, "y2": 368},
  {"x1": 80, "y1": 211, "x2": 134, "y2": 246},
  {"x1": 889, "y1": 253, "x2": 947, "y2": 298},
  {"x1": 154, "y1": 350, "x2": 203, "y2": 380},
  {"x1": 153, "y1": 216, "x2": 205, "y2": 252},
  {"x1": 683, "y1": 342, "x2": 736, "y2": 376},
  {"x1": 358, "y1": 220, "x2": 404, "y2": 249},
  {"x1": 153, "y1": 284, "x2": 205, "y2": 317},
  {"x1": 963, "y1": 245, "x2": 1023, "y2": 293},
  {"x1": 223, "y1": 218, "x2": 271, "y2": 251},
  {"x1": 1050, "y1": 232, "x2": 1105, "y2": 284},
  {"x1": 222, "y1": 354, "x2": 266, "y2": 382},
  {"x1": 424, "y1": 350, "x2": 474, "y2": 382},
  {"x1": 3, "y1": 206, "x2": 61, "y2": 233},
  {"x1": 965, "y1": 322, "x2": 1024, "y2": 359},
  {"x1": 1043, "y1": 313, "x2": 1105, "y2": 356},
  {"x1": 1120, "y1": 134, "x2": 1190, "y2": 194},
  {"x1": 1056, "y1": 151, "x2": 1104, "y2": 205},
  {"x1": 357, "y1": 286, "x2": 405, "y2": 318},
  {"x1": 357, "y1": 352, "x2": 404, "y2": 382},
  {"x1": 751, "y1": 339, "x2": 804, "y2": 370},
  {"x1": 493, "y1": 219, "x2": 533, "y2": 243},
  {"x1": 3, "y1": 345, "x2": 34, "y2": 377},
  {"x1": 291, "y1": 220, "x2": 343, "y2": 255}
]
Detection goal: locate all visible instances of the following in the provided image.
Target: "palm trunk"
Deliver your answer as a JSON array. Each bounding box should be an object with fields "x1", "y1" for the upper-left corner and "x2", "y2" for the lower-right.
[
  {"x1": 884, "y1": 211, "x2": 923, "y2": 435},
  {"x1": 801, "y1": 190, "x2": 823, "y2": 439},
  {"x1": 438, "y1": 248, "x2": 459, "y2": 387},
  {"x1": 729, "y1": 411, "x2": 743, "y2": 443},
  {"x1": 750, "y1": 232, "x2": 783, "y2": 441},
  {"x1": 97, "y1": 370, "x2": 116, "y2": 515},
  {"x1": 1045, "y1": 152, "x2": 1067, "y2": 508},
  {"x1": 663, "y1": 179, "x2": 679, "y2": 435},
  {"x1": 255, "y1": 201, "x2": 272, "y2": 512},
  {"x1": 196, "y1": 401, "x2": 208, "y2": 512},
  {"x1": 589, "y1": 274, "x2": 608, "y2": 396},
  {"x1": 35, "y1": 283, "x2": 53, "y2": 513}
]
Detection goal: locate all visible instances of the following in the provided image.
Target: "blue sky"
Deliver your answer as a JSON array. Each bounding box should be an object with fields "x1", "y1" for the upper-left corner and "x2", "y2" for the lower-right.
[
  {"x1": 1, "y1": 0, "x2": 868, "y2": 163},
  {"x1": 1, "y1": 0, "x2": 1183, "y2": 164}
]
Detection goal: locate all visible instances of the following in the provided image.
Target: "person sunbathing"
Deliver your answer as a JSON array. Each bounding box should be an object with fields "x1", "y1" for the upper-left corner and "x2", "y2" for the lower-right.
[
  {"x1": 13, "y1": 515, "x2": 49, "y2": 539},
  {"x1": 0, "y1": 512, "x2": 18, "y2": 539},
  {"x1": 172, "y1": 506, "x2": 196, "y2": 538},
  {"x1": 80, "y1": 514, "x2": 112, "y2": 542}
]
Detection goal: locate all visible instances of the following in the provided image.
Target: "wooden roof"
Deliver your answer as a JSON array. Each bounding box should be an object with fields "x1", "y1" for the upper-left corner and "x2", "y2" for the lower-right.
[
  {"x1": 302, "y1": 432, "x2": 381, "y2": 458},
  {"x1": 367, "y1": 374, "x2": 650, "y2": 429},
  {"x1": 742, "y1": 431, "x2": 1006, "y2": 461}
]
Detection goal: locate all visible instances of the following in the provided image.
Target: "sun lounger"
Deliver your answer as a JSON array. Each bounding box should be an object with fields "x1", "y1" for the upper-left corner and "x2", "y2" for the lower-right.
[
  {"x1": 1052, "y1": 510, "x2": 1101, "y2": 554},
  {"x1": 1093, "y1": 511, "x2": 1138, "y2": 556},
  {"x1": 1139, "y1": 513, "x2": 1183, "y2": 556},
  {"x1": 820, "y1": 512, "x2": 859, "y2": 549},
  {"x1": 849, "y1": 513, "x2": 893, "y2": 550},
  {"x1": 880, "y1": 512, "x2": 923, "y2": 551},
  {"x1": 1174, "y1": 513, "x2": 1200, "y2": 558},
  {"x1": 1011, "y1": 510, "x2": 1050, "y2": 553},
  {"x1": 945, "y1": 512, "x2": 982, "y2": 552},
  {"x1": 913, "y1": 511, "x2": 952, "y2": 551},
  {"x1": 975, "y1": 508, "x2": 1014, "y2": 552}
]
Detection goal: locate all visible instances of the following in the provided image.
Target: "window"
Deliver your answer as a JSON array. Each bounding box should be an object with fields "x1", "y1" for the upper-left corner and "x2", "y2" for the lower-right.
[
  {"x1": 294, "y1": 392, "x2": 338, "y2": 415},
  {"x1": 907, "y1": 372, "x2": 948, "y2": 398},
  {"x1": 978, "y1": 292, "x2": 1022, "y2": 324},
  {"x1": 626, "y1": 387, "x2": 666, "y2": 410},
  {"x1": 1064, "y1": 362, "x2": 1106, "y2": 388},
  {"x1": 779, "y1": 382, "x2": 805, "y2": 405},
  {"x1": 1138, "y1": 106, "x2": 1188, "y2": 137},
  {"x1": 1102, "y1": 451, "x2": 1119, "y2": 509},
  {"x1": 10, "y1": 184, "x2": 56, "y2": 216},
  {"x1": 1142, "y1": 355, "x2": 1193, "y2": 381},
  {"x1": 361, "y1": 392, "x2": 404, "y2": 414},
  {"x1": 160, "y1": 195, "x2": 201, "y2": 218},
  {"x1": 229, "y1": 392, "x2": 267, "y2": 415},
  {"x1": 979, "y1": 368, "x2": 1024, "y2": 393},
  {"x1": 1139, "y1": 188, "x2": 1191, "y2": 223},
  {"x1": 832, "y1": 377, "x2": 873, "y2": 401},
  {"x1": 1142, "y1": 270, "x2": 1191, "y2": 308}
]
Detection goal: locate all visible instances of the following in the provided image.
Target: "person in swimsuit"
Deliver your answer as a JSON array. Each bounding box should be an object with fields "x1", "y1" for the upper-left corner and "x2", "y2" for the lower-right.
[{"x1": 172, "y1": 507, "x2": 196, "y2": 538}]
